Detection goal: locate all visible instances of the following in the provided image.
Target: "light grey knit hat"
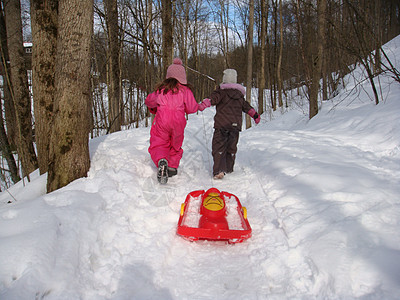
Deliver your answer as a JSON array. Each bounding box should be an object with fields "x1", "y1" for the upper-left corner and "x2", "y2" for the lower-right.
[{"x1": 222, "y1": 69, "x2": 237, "y2": 84}]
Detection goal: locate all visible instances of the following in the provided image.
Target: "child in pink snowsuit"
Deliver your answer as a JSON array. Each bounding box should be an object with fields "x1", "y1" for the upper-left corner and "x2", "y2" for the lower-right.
[{"x1": 145, "y1": 58, "x2": 210, "y2": 183}]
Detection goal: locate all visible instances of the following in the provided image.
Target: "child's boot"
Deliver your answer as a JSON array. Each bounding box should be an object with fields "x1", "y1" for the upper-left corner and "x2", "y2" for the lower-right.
[
  {"x1": 157, "y1": 159, "x2": 168, "y2": 184},
  {"x1": 168, "y1": 167, "x2": 178, "y2": 177},
  {"x1": 213, "y1": 172, "x2": 225, "y2": 180}
]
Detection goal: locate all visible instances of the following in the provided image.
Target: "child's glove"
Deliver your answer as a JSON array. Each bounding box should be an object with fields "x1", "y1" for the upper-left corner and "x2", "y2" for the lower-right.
[
  {"x1": 149, "y1": 107, "x2": 157, "y2": 114},
  {"x1": 198, "y1": 98, "x2": 211, "y2": 111},
  {"x1": 248, "y1": 108, "x2": 260, "y2": 124}
]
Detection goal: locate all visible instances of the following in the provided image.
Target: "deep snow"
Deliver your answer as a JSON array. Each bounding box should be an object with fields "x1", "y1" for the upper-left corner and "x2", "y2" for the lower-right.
[{"x1": 1, "y1": 36, "x2": 400, "y2": 299}]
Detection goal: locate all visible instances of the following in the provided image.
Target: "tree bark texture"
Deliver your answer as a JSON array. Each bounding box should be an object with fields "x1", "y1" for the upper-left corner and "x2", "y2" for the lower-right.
[
  {"x1": 0, "y1": 105, "x2": 20, "y2": 183},
  {"x1": 161, "y1": 0, "x2": 173, "y2": 76},
  {"x1": 4, "y1": 0, "x2": 38, "y2": 176},
  {"x1": 105, "y1": 0, "x2": 121, "y2": 133},
  {"x1": 277, "y1": 0, "x2": 283, "y2": 108},
  {"x1": 258, "y1": 0, "x2": 267, "y2": 115},
  {"x1": 0, "y1": 2, "x2": 19, "y2": 184},
  {"x1": 30, "y1": 0, "x2": 58, "y2": 174},
  {"x1": 245, "y1": 0, "x2": 254, "y2": 129},
  {"x1": 47, "y1": 0, "x2": 93, "y2": 193},
  {"x1": 309, "y1": 0, "x2": 326, "y2": 119},
  {"x1": 0, "y1": 2, "x2": 18, "y2": 149}
]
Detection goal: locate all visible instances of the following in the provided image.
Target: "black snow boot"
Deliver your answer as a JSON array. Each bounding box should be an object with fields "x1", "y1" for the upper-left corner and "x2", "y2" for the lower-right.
[
  {"x1": 157, "y1": 159, "x2": 168, "y2": 184},
  {"x1": 168, "y1": 167, "x2": 178, "y2": 177}
]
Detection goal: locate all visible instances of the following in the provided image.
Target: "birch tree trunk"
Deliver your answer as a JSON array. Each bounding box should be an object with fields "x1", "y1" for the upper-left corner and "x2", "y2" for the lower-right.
[{"x1": 47, "y1": 0, "x2": 93, "y2": 192}]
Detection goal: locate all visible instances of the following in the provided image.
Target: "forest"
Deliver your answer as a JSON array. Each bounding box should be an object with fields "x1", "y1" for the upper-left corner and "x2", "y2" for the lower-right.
[{"x1": 0, "y1": 0, "x2": 399, "y2": 192}]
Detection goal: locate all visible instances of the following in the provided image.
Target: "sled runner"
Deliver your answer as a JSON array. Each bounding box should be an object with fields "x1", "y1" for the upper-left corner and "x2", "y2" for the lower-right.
[{"x1": 177, "y1": 188, "x2": 252, "y2": 243}]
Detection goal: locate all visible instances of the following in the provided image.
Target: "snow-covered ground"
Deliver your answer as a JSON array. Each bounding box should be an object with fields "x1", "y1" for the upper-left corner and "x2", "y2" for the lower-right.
[{"x1": 1, "y1": 36, "x2": 400, "y2": 299}]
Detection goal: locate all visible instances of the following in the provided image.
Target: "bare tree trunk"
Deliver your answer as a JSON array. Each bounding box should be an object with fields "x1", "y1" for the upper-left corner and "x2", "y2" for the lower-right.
[
  {"x1": 322, "y1": 55, "x2": 328, "y2": 100},
  {"x1": 245, "y1": 0, "x2": 254, "y2": 129},
  {"x1": 192, "y1": 0, "x2": 200, "y2": 99},
  {"x1": 0, "y1": 3, "x2": 18, "y2": 149},
  {"x1": 0, "y1": 98, "x2": 20, "y2": 183},
  {"x1": 30, "y1": 0, "x2": 58, "y2": 174},
  {"x1": 277, "y1": 0, "x2": 284, "y2": 108},
  {"x1": 143, "y1": 0, "x2": 151, "y2": 90},
  {"x1": 266, "y1": 28, "x2": 274, "y2": 111},
  {"x1": 295, "y1": 0, "x2": 311, "y2": 91},
  {"x1": 0, "y1": 25, "x2": 20, "y2": 184},
  {"x1": 47, "y1": 0, "x2": 93, "y2": 192},
  {"x1": 373, "y1": 0, "x2": 382, "y2": 74},
  {"x1": 218, "y1": 0, "x2": 230, "y2": 68},
  {"x1": 258, "y1": 0, "x2": 267, "y2": 115},
  {"x1": 4, "y1": 0, "x2": 38, "y2": 177},
  {"x1": 271, "y1": 0, "x2": 278, "y2": 111},
  {"x1": 162, "y1": 0, "x2": 173, "y2": 76},
  {"x1": 145, "y1": 0, "x2": 153, "y2": 127},
  {"x1": 183, "y1": 0, "x2": 189, "y2": 68},
  {"x1": 105, "y1": 0, "x2": 121, "y2": 133},
  {"x1": 309, "y1": 0, "x2": 326, "y2": 119}
]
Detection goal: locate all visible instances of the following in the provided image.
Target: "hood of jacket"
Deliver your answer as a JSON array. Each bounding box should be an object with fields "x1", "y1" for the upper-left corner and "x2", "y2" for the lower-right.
[{"x1": 220, "y1": 83, "x2": 246, "y2": 98}]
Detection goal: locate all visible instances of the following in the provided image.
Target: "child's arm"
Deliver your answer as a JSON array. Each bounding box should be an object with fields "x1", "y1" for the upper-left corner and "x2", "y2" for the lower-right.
[
  {"x1": 242, "y1": 100, "x2": 260, "y2": 124},
  {"x1": 198, "y1": 98, "x2": 211, "y2": 111},
  {"x1": 247, "y1": 108, "x2": 261, "y2": 124},
  {"x1": 145, "y1": 92, "x2": 158, "y2": 109},
  {"x1": 183, "y1": 88, "x2": 209, "y2": 114},
  {"x1": 209, "y1": 89, "x2": 222, "y2": 106}
]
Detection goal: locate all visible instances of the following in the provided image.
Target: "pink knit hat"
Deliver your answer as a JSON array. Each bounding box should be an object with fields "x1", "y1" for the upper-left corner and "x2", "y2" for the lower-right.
[{"x1": 166, "y1": 58, "x2": 187, "y2": 84}]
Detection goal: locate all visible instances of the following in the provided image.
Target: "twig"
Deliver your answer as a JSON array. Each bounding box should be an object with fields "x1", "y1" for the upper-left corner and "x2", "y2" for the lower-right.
[{"x1": 184, "y1": 65, "x2": 216, "y2": 83}]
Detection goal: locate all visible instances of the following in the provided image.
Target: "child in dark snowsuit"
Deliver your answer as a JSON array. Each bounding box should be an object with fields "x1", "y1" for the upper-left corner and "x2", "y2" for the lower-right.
[
  {"x1": 205, "y1": 69, "x2": 260, "y2": 179},
  {"x1": 145, "y1": 58, "x2": 210, "y2": 183}
]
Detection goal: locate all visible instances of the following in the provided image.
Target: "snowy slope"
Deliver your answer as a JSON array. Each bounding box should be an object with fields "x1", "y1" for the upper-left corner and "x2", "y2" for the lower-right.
[{"x1": 1, "y1": 36, "x2": 400, "y2": 299}]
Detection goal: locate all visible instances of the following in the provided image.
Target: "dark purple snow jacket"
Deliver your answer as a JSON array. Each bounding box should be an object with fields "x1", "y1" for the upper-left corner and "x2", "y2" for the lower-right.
[{"x1": 209, "y1": 83, "x2": 254, "y2": 131}]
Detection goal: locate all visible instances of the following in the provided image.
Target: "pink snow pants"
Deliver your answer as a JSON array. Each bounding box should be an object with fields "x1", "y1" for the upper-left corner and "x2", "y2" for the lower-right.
[{"x1": 148, "y1": 115, "x2": 186, "y2": 169}]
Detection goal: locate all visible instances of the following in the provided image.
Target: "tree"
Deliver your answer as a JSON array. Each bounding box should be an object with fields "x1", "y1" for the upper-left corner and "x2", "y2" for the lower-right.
[
  {"x1": 0, "y1": 2, "x2": 18, "y2": 150},
  {"x1": 105, "y1": 0, "x2": 121, "y2": 133},
  {"x1": 245, "y1": 0, "x2": 254, "y2": 129},
  {"x1": 47, "y1": 0, "x2": 93, "y2": 192},
  {"x1": 270, "y1": 0, "x2": 279, "y2": 111},
  {"x1": 257, "y1": 0, "x2": 268, "y2": 116},
  {"x1": 175, "y1": 0, "x2": 190, "y2": 66},
  {"x1": 0, "y1": 2, "x2": 19, "y2": 185},
  {"x1": 0, "y1": 101, "x2": 20, "y2": 184},
  {"x1": 276, "y1": 0, "x2": 283, "y2": 108},
  {"x1": 295, "y1": 0, "x2": 311, "y2": 92},
  {"x1": 343, "y1": 0, "x2": 380, "y2": 105},
  {"x1": 4, "y1": 0, "x2": 38, "y2": 177},
  {"x1": 309, "y1": 0, "x2": 326, "y2": 119},
  {"x1": 30, "y1": 0, "x2": 58, "y2": 174},
  {"x1": 161, "y1": 0, "x2": 173, "y2": 75},
  {"x1": 217, "y1": 0, "x2": 230, "y2": 68}
]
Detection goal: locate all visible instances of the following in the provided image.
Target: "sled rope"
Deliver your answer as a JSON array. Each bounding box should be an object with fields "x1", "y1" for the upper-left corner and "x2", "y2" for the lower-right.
[
  {"x1": 185, "y1": 63, "x2": 215, "y2": 182},
  {"x1": 201, "y1": 111, "x2": 214, "y2": 185},
  {"x1": 3, "y1": 188, "x2": 18, "y2": 203}
]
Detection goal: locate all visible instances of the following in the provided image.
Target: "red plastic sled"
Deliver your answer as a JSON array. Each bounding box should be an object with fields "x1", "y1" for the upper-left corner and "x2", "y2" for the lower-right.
[{"x1": 177, "y1": 188, "x2": 252, "y2": 243}]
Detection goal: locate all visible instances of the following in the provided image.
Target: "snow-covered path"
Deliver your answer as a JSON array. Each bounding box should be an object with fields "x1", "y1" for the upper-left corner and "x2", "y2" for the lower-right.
[{"x1": 1, "y1": 37, "x2": 400, "y2": 299}]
